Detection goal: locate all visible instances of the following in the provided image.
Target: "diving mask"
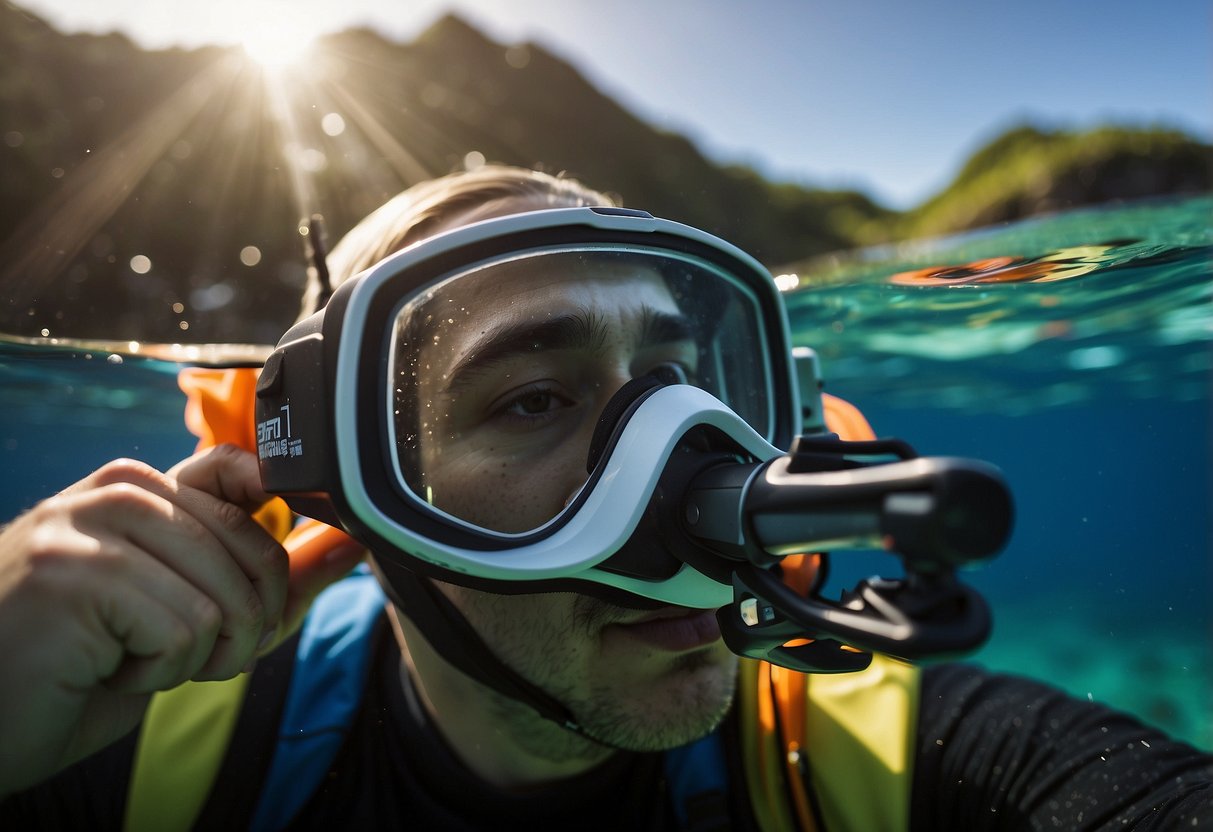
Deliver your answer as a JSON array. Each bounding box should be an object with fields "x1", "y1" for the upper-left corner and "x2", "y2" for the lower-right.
[{"x1": 256, "y1": 206, "x2": 1012, "y2": 672}]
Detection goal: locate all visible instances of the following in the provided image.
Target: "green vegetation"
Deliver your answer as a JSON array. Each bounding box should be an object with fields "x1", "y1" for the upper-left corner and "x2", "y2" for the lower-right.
[
  {"x1": 0, "y1": 3, "x2": 1208, "y2": 342},
  {"x1": 900, "y1": 125, "x2": 1212, "y2": 240}
]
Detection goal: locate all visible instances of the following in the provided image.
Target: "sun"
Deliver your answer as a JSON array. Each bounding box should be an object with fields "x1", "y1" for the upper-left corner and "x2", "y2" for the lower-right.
[{"x1": 241, "y1": 24, "x2": 317, "y2": 70}]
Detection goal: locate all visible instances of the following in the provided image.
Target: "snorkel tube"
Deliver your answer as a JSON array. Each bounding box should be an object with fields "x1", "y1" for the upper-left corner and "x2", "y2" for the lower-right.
[
  {"x1": 580, "y1": 355, "x2": 1012, "y2": 674},
  {"x1": 712, "y1": 443, "x2": 1009, "y2": 672}
]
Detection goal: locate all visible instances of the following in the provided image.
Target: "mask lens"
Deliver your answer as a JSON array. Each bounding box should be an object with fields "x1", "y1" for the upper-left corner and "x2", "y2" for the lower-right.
[{"x1": 387, "y1": 246, "x2": 773, "y2": 534}]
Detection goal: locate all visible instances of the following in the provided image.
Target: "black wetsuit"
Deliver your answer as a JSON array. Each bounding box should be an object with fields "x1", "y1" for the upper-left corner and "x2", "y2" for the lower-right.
[{"x1": 4, "y1": 617, "x2": 1210, "y2": 830}]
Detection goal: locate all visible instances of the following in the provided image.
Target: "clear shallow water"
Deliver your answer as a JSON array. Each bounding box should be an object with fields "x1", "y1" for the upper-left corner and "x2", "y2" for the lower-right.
[
  {"x1": 0, "y1": 343, "x2": 200, "y2": 508},
  {"x1": 0, "y1": 196, "x2": 1209, "y2": 748}
]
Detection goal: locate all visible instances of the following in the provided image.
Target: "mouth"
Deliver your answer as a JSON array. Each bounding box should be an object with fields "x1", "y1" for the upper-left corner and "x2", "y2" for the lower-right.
[{"x1": 605, "y1": 606, "x2": 722, "y2": 652}]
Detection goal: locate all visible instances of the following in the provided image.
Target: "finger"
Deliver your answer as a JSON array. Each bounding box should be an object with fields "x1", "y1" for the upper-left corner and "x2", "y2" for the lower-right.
[
  {"x1": 67, "y1": 476, "x2": 278, "y2": 680},
  {"x1": 168, "y1": 443, "x2": 273, "y2": 514},
  {"x1": 18, "y1": 512, "x2": 228, "y2": 692},
  {"x1": 99, "y1": 570, "x2": 219, "y2": 693},
  {"x1": 94, "y1": 455, "x2": 289, "y2": 643},
  {"x1": 166, "y1": 447, "x2": 292, "y2": 636},
  {"x1": 69, "y1": 483, "x2": 261, "y2": 679}
]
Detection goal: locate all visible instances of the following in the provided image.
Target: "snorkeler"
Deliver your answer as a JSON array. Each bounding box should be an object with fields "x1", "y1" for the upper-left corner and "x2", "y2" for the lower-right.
[{"x1": 0, "y1": 166, "x2": 1209, "y2": 829}]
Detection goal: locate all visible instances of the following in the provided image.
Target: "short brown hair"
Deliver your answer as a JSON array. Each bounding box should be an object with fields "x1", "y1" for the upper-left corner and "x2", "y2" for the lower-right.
[{"x1": 299, "y1": 165, "x2": 617, "y2": 319}]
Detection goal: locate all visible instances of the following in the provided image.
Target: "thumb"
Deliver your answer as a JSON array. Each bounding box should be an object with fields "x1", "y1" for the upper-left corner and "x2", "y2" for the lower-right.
[{"x1": 167, "y1": 443, "x2": 272, "y2": 514}]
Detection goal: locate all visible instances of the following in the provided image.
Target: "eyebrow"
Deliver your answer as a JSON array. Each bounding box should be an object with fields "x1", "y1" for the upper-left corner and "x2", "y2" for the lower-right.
[
  {"x1": 441, "y1": 307, "x2": 695, "y2": 394},
  {"x1": 641, "y1": 306, "x2": 696, "y2": 347}
]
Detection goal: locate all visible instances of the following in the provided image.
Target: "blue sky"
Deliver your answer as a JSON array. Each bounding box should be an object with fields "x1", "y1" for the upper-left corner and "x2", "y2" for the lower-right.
[{"x1": 18, "y1": 0, "x2": 1212, "y2": 208}]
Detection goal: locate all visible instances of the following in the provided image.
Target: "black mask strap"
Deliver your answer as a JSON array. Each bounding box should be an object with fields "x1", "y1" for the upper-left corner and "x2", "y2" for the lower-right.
[{"x1": 370, "y1": 556, "x2": 601, "y2": 740}]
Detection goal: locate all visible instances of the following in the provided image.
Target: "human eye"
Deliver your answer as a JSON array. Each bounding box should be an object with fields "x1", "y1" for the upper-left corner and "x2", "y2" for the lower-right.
[{"x1": 492, "y1": 382, "x2": 577, "y2": 427}]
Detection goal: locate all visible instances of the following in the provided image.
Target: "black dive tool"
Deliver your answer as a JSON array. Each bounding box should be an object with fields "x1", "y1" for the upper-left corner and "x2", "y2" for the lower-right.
[{"x1": 593, "y1": 367, "x2": 1014, "y2": 675}]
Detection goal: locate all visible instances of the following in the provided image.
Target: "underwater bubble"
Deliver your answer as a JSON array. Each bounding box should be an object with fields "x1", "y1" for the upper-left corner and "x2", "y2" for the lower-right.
[
  {"x1": 129, "y1": 255, "x2": 151, "y2": 274},
  {"x1": 240, "y1": 245, "x2": 263, "y2": 267},
  {"x1": 321, "y1": 113, "x2": 346, "y2": 137}
]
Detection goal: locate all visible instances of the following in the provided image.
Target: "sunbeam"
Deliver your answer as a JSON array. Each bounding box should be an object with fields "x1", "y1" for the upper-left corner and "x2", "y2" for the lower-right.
[
  {"x1": 324, "y1": 81, "x2": 432, "y2": 189},
  {"x1": 261, "y1": 69, "x2": 323, "y2": 223},
  {"x1": 0, "y1": 57, "x2": 242, "y2": 311},
  {"x1": 0, "y1": 29, "x2": 484, "y2": 342}
]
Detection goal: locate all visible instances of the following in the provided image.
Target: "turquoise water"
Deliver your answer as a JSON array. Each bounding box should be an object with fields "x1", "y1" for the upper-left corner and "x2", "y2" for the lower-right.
[
  {"x1": 787, "y1": 195, "x2": 1211, "y2": 748},
  {"x1": 1, "y1": 196, "x2": 1209, "y2": 747}
]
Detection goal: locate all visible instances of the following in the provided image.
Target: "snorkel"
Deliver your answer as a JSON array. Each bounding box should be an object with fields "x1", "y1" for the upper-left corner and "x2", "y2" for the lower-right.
[
  {"x1": 254, "y1": 207, "x2": 1014, "y2": 686},
  {"x1": 576, "y1": 358, "x2": 1010, "y2": 674}
]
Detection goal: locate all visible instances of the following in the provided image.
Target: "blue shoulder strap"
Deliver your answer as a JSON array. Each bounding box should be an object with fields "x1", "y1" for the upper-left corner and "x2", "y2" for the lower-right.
[
  {"x1": 249, "y1": 567, "x2": 387, "y2": 832},
  {"x1": 246, "y1": 566, "x2": 731, "y2": 831},
  {"x1": 664, "y1": 728, "x2": 730, "y2": 829}
]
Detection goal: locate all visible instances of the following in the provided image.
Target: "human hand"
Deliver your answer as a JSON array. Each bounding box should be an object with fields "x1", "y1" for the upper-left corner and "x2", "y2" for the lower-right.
[{"x1": 0, "y1": 445, "x2": 291, "y2": 796}]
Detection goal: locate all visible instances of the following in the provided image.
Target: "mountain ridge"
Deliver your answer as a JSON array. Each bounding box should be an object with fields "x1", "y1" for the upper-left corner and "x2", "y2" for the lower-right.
[{"x1": 0, "y1": 3, "x2": 1208, "y2": 342}]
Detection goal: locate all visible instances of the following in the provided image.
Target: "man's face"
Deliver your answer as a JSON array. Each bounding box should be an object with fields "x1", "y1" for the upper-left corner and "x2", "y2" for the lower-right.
[
  {"x1": 398, "y1": 255, "x2": 737, "y2": 749},
  {"x1": 413, "y1": 258, "x2": 695, "y2": 530}
]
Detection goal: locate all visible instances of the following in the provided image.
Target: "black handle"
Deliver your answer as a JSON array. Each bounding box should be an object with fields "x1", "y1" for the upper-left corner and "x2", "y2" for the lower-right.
[
  {"x1": 746, "y1": 455, "x2": 1013, "y2": 571},
  {"x1": 678, "y1": 434, "x2": 1013, "y2": 671}
]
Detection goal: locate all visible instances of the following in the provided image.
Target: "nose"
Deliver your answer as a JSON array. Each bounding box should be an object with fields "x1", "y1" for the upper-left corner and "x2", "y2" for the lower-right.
[
  {"x1": 557, "y1": 364, "x2": 692, "y2": 518},
  {"x1": 582, "y1": 363, "x2": 690, "y2": 476}
]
